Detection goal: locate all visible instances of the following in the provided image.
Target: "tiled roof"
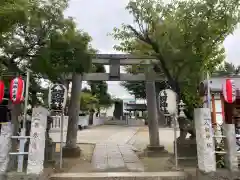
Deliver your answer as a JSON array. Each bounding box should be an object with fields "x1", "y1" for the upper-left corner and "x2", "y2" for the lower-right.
[{"x1": 124, "y1": 103, "x2": 147, "y2": 111}]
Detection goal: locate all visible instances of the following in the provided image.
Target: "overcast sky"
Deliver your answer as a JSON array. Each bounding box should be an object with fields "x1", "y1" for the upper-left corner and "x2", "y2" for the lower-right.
[{"x1": 64, "y1": 0, "x2": 240, "y2": 99}]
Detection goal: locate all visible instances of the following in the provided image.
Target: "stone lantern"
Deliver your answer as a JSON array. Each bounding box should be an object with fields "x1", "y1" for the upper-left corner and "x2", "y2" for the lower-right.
[{"x1": 178, "y1": 100, "x2": 186, "y2": 118}]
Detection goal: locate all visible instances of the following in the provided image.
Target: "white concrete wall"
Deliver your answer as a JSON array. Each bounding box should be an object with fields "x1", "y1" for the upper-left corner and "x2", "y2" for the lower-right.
[
  {"x1": 78, "y1": 115, "x2": 89, "y2": 127},
  {"x1": 50, "y1": 115, "x2": 107, "y2": 132},
  {"x1": 127, "y1": 119, "x2": 145, "y2": 126},
  {"x1": 50, "y1": 116, "x2": 68, "y2": 132},
  {"x1": 104, "y1": 105, "x2": 114, "y2": 117},
  {"x1": 93, "y1": 116, "x2": 105, "y2": 126}
]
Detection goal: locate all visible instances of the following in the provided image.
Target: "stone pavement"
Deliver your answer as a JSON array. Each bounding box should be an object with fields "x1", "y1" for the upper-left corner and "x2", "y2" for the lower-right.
[
  {"x1": 49, "y1": 125, "x2": 131, "y2": 144},
  {"x1": 50, "y1": 172, "x2": 191, "y2": 180},
  {"x1": 91, "y1": 127, "x2": 144, "y2": 172}
]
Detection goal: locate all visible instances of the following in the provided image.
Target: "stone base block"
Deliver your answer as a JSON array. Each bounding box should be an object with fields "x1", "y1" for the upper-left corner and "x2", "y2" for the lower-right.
[
  {"x1": 169, "y1": 155, "x2": 197, "y2": 167},
  {"x1": 62, "y1": 146, "x2": 81, "y2": 158},
  {"x1": 147, "y1": 145, "x2": 165, "y2": 151},
  {"x1": 44, "y1": 160, "x2": 56, "y2": 167},
  {"x1": 144, "y1": 145, "x2": 169, "y2": 157},
  {"x1": 175, "y1": 139, "x2": 197, "y2": 158},
  {"x1": 172, "y1": 139, "x2": 197, "y2": 167},
  {"x1": 196, "y1": 169, "x2": 240, "y2": 180},
  {"x1": 0, "y1": 172, "x2": 47, "y2": 180},
  {"x1": 50, "y1": 172, "x2": 192, "y2": 180}
]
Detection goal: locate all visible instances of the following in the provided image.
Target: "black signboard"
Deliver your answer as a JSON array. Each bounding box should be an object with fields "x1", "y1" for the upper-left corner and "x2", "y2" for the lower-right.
[{"x1": 48, "y1": 84, "x2": 67, "y2": 111}]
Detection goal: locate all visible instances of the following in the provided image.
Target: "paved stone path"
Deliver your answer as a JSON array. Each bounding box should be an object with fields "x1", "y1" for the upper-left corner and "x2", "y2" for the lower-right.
[
  {"x1": 50, "y1": 125, "x2": 130, "y2": 144},
  {"x1": 91, "y1": 127, "x2": 144, "y2": 172}
]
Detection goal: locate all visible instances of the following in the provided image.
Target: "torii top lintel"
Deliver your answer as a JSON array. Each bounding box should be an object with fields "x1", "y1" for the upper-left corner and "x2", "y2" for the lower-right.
[
  {"x1": 91, "y1": 54, "x2": 158, "y2": 65},
  {"x1": 65, "y1": 54, "x2": 163, "y2": 81}
]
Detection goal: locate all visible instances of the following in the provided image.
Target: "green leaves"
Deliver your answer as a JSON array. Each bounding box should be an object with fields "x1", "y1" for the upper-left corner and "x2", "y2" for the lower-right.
[
  {"x1": 42, "y1": 25, "x2": 93, "y2": 77},
  {"x1": 121, "y1": 81, "x2": 146, "y2": 99},
  {"x1": 80, "y1": 91, "x2": 99, "y2": 112},
  {"x1": 0, "y1": 0, "x2": 30, "y2": 34},
  {"x1": 112, "y1": 0, "x2": 240, "y2": 117},
  {"x1": 214, "y1": 62, "x2": 240, "y2": 76},
  {"x1": 88, "y1": 65, "x2": 113, "y2": 110},
  {"x1": 0, "y1": 0, "x2": 95, "y2": 108}
]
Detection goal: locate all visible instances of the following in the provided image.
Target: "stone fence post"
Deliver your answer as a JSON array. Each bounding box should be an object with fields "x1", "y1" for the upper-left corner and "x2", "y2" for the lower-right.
[
  {"x1": 194, "y1": 108, "x2": 216, "y2": 173},
  {"x1": 0, "y1": 122, "x2": 13, "y2": 173},
  {"x1": 223, "y1": 124, "x2": 238, "y2": 171}
]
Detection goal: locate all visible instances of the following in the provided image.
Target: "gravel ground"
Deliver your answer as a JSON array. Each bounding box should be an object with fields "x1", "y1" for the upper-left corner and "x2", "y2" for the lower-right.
[
  {"x1": 127, "y1": 127, "x2": 196, "y2": 176},
  {"x1": 54, "y1": 143, "x2": 95, "y2": 173}
]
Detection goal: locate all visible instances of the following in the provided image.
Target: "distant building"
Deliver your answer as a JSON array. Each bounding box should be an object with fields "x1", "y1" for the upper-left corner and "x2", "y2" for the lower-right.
[
  {"x1": 201, "y1": 75, "x2": 240, "y2": 151},
  {"x1": 105, "y1": 98, "x2": 147, "y2": 120},
  {"x1": 104, "y1": 98, "x2": 136, "y2": 118},
  {"x1": 122, "y1": 98, "x2": 136, "y2": 114}
]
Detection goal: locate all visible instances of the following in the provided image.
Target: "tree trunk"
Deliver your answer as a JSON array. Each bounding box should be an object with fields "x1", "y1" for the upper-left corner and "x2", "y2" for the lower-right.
[
  {"x1": 63, "y1": 73, "x2": 82, "y2": 157},
  {"x1": 31, "y1": 91, "x2": 37, "y2": 108},
  {"x1": 64, "y1": 80, "x2": 70, "y2": 115},
  {"x1": 88, "y1": 111, "x2": 94, "y2": 125},
  {"x1": 145, "y1": 80, "x2": 160, "y2": 147}
]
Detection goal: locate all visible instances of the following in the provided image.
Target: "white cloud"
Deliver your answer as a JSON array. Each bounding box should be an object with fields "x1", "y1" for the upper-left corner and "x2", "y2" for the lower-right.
[{"x1": 223, "y1": 25, "x2": 240, "y2": 65}]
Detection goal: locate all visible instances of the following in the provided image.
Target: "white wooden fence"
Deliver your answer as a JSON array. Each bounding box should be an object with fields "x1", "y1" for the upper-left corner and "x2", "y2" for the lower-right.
[
  {"x1": 50, "y1": 115, "x2": 106, "y2": 132},
  {"x1": 127, "y1": 118, "x2": 145, "y2": 126}
]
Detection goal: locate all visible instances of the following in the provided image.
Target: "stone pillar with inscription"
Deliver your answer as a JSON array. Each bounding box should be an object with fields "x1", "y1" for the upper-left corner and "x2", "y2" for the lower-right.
[
  {"x1": 194, "y1": 108, "x2": 216, "y2": 173},
  {"x1": 27, "y1": 106, "x2": 48, "y2": 174}
]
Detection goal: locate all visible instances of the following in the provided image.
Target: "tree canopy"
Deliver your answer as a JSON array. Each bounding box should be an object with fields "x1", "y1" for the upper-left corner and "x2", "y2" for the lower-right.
[
  {"x1": 89, "y1": 65, "x2": 113, "y2": 111},
  {"x1": 121, "y1": 65, "x2": 167, "y2": 99},
  {"x1": 214, "y1": 62, "x2": 240, "y2": 76},
  {"x1": 112, "y1": 0, "x2": 240, "y2": 118},
  {"x1": 0, "y1": 0, "x2": 94, "y2": 107},
  {"x1": 80, "y1": 91, "x2": 99, "y2": 112},
  {"x1": 0, "y1": 0, "x2": 30, "y2": 35},
  {"x1": 0, "y1": 0, "x2": 114, "y2": 154}
]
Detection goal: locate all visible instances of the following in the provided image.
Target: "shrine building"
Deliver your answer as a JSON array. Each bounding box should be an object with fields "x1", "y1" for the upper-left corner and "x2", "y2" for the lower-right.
[{"x1": 201, "y1": 75, "x2": 240, "y2": 125}]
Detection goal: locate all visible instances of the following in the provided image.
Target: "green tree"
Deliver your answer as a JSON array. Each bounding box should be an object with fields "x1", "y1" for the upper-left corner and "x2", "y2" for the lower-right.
[
  {"x1": 80, "y1": 92, "x2": 99, "y2": 112},
  {"x1": 89, "y1": 64, "x2": 113, "y2": 113},
  {"x1": 0, "y1": 0, "x2": 94, "y2": 156},
  {"x1": 120, "y1": 65, "x2": 146, "y2": 99},
  {"x1": 0, "y1": 0, "x2": 29, "y2": 35},
  {"x1": 214, "y1": 62, "x2": 240, "y2": 76},
  {"x1": 0, "y1": 0, "x2": 70, "y2": 106},
  {"x1": 112, "y1": 0, "x2": 240, "y2": 121},
  {"x1": 0, "y1": 0, "x2": 71, "y2": 168},
  {"x1": 46, "y1": 21, "x2": 94, "y2": 155}
]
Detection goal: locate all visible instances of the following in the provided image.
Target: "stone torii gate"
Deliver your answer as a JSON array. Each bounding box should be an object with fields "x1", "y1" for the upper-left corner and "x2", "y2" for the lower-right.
[
  {"x1": 66, "y1": 54, "x2": 165, "y2": 149},
  {"x1": 66, "y1": 54, "x2": 163, "y2": 81}
]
